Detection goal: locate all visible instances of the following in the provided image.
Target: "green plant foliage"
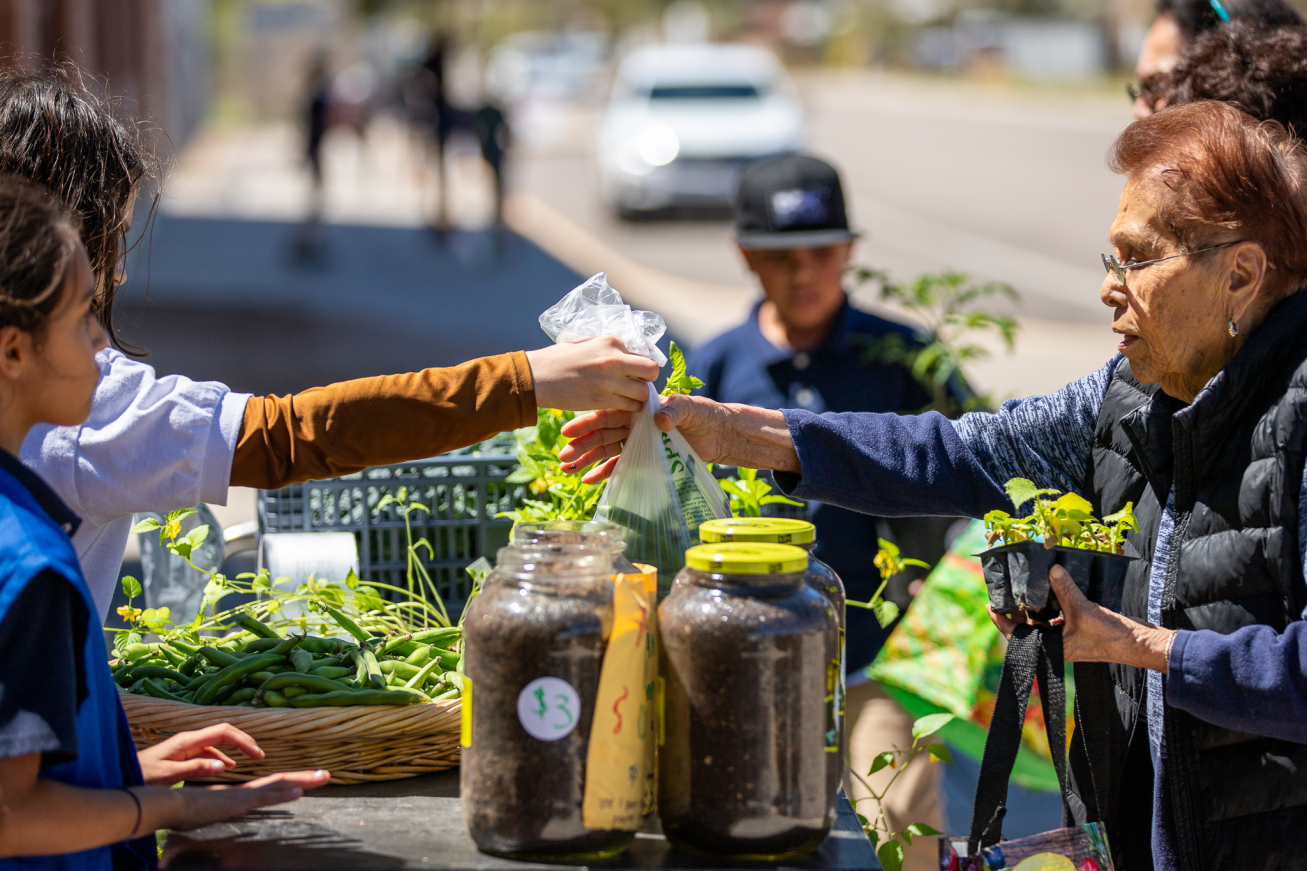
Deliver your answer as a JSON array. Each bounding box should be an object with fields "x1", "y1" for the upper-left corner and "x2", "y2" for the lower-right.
[
  {"x1": 499, "y1": 408, "x2": 606, "y2": 523},
  {"x1": 984, "y1": 477, "x2": 1138, "y2": 553},
  {"x1": 850, "y1": 268, "x2": 1019, "y2": 416},
  {"x1": 716, "y1": 467, "x2": 804, "y2": 517},
  {"x1": 847, "y1": 539, "x2": 931, "y2": 627},
  {"x1": 662, "y1": 340, "x2": 704, "y2": 396},
  {"x1": 850, "y1": 712, "x2": 955, "y2": 869}
]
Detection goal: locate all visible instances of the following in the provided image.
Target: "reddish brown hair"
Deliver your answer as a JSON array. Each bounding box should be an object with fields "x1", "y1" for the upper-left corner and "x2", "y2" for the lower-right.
[{"x1": 1109, "y1": 101, "x2": 1307, "y2": 296}]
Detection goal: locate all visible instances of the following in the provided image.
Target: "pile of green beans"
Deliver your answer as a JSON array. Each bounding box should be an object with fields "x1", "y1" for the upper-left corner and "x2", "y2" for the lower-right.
[{"x1": 113, "y1": 614, "x2": 463, "y2": 708}]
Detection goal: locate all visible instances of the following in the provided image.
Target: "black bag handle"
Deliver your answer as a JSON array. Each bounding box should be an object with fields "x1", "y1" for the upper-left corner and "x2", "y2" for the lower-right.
[{"x1": 968, "y1": 623, "x2": 1074, "y2": 852}]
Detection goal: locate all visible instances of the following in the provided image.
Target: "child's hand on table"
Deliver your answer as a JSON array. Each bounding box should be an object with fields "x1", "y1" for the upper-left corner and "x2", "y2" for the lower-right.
[{"x1": 137, "y1": 723, "x2": 268, "y2": 785}]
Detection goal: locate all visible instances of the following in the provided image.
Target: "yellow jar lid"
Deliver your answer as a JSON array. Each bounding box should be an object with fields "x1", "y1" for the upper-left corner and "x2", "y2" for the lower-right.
[
  {"x1": 685, "y1": 542, "x2": 809, "y2": 575},
  {"x1": 699, "y1": 517, "x2": 815, "y2": 545}
]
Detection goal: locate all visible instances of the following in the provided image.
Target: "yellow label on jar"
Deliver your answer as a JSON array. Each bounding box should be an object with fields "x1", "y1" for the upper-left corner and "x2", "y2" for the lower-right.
[
  {"x1": 460, "y1": 676, "x2": 473, "y2": 748},
  {"x1": 582, "y1": 565, "x2": 658, "y2": 831}
]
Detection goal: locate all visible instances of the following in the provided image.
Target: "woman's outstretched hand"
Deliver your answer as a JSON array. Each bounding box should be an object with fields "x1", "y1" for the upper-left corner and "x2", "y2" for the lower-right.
[
  {"x1": 986, "y1": 565, "x2": 1175, "y2": 672},
  {"x1": 557, "y1": 394, "x2": 766, "y2": 484},
  {"x1": 525, "y1": 337, "x2": 660, "y2": 413}
]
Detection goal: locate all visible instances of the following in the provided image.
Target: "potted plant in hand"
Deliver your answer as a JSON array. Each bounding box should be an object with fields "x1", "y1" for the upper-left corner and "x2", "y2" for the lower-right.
[{"x1": 980, "y1": 478, "x2": 1137, "y2": 620}]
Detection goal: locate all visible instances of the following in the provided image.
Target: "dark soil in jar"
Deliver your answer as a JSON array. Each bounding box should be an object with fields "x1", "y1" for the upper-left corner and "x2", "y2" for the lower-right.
[
  {"x1": 658, "y1": 573, "x2": 837, "y2": 859},
  {"x1": 461, "y1": 572, "x2": 630, "y2": 860}
]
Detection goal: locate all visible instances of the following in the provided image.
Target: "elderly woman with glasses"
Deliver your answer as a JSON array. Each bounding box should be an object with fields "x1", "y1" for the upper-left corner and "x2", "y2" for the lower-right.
[{"x1": 561, "y1": 101, "x2": 1307, "y2": 870}]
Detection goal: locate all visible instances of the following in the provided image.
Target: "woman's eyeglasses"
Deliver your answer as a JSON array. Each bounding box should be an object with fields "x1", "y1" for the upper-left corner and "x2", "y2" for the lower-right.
[
  {"x1": 1102, "y1": 241, "x2": 1241, "y2": 289},
  {"x1": 1127, "y1": 78, "x2": 1161, "y2": 106}
]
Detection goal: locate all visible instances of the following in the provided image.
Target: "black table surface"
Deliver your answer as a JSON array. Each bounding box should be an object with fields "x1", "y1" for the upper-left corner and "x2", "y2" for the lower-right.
[{"x1": 160, "y1": 770, "x2": 880, "y2": 871}]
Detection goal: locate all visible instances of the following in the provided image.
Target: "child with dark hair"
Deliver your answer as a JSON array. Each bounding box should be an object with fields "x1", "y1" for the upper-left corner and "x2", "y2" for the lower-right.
[
  {"x1": 0, "y1": 66, "x2": 659, "y2": 620},
  {"x1": 0, "y1": 175, "x2": 328, "y2": 870}
]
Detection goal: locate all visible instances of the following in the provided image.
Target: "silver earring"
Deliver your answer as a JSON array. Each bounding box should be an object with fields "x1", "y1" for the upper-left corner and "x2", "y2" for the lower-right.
[{"x1": 1228, "y1": 319, "x2": 1240, "y2": 337}]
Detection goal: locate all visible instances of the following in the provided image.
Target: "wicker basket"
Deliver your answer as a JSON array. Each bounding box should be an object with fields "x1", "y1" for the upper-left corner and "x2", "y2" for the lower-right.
[{"x1": 120, "y1": 692, "x2": 462, "y2": 784}]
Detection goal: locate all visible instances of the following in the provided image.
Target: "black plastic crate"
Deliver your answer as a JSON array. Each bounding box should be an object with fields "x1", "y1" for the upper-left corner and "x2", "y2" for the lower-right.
[{"x1": 258, "y1": 454, "x2": 523, "y2": 617}]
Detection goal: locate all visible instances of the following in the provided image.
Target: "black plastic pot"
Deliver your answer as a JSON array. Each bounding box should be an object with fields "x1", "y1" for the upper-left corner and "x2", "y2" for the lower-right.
[{"x1": 979, "y1": 541, "x2": 1133, "y2": 621}]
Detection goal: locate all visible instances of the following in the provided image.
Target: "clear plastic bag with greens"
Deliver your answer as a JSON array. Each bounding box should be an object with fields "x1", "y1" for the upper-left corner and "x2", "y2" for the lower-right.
[{"x1": 538, "y1": 274, "x2": 730, "y2": 595}]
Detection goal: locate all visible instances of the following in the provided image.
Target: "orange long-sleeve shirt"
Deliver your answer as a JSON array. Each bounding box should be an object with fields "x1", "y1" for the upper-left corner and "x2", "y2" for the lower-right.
[{"x1": 230, "y1": 351, "x2": 535, "y2": 488}]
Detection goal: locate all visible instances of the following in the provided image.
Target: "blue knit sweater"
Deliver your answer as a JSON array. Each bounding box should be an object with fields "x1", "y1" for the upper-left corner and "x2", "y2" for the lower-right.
[{"x1": 774, "y1": 354, "x2": 1307, "y2": 866}]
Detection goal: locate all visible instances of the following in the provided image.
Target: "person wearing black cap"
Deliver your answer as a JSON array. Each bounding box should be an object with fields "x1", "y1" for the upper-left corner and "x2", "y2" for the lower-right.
[{"x1": 685, "y1": 154, "x2": 953, "y2": 865}]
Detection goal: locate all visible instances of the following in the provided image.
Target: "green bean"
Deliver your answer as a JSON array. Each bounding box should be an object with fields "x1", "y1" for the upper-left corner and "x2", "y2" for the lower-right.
[
  {"x1": 156, "y1": 646, "x2": 187, "y2": 668},
  {"x1": 300, "y1": 637, "x2": 344, "y2": 655},
  {"x1": 198, "y1": 646, "x2": 241, "y2": 668},
  {"x1": 427, "y1": 646, "x2": 462, "y2": 668},
  {"x1": 178, "y1": 656, "x2": 200, "y2": 677},
  {"x1": 430, "y1": 687, "x2": 459, "y2": 701},
  {"x1": 168, "y1": 638, "x2": 201, "y2": 656},
  {"x1": 282, "y1": 686, "x2": 307, "y2": 698},
  {"x1": 241, "y1": 637, "x2": 283, "y2": 654},
  {"x1": 404, "y1": 657, "x2": 443, "y2": 690},
  {"x1": 234, "y1": 613, "x2": 281, "y2": 639},
  {"x1": 377, "y1": 660, "x2": 423, "y2": 679},
  {"x1": 409, "y1": 626, "x2": 461, "y2": 646},
  {"x1": 288, "y1": 688, "x2": 425, "y2": 707},
  {"x1": 356, "y1": 648, "x2": 385, "y2": 689},
  {"x1": 308, "y1": 666, "x2": 351, "y2": 680},
  {"x1": 268, "y1": 634, "x2": 304, "y2": 657},
  {"x1": 196, "y1": 653, "x2": 285, "y2": 705},
  {"x1": 308, "y1": 656, "x2": 342, "y2": 670},
  {"x1": 324, "y1": 607, "x2": 372, "y2": 644},
  {"x1": 125, "y1": 643, "x2": 154, "y2": 661},
  {"x1": 247, "y1": 671, "x2": 278, "y2": 684},
  {"x1": 376, "y1": 634, "x2": 414, "y2": 656},
  {"x1": 256, "y1": 673, "x2": 354, "y2": 695},
  {"x1": 289, "y1": 648, "x2": 314, "y2": 673},
  {"x1": 404, "y1": 646, "x2": 431, "y2": 667},
  {"x1": 113, "y1": 669, "x2": 138, "y2": 687},
  {"x1": 140, "y1": 678, "x2": 190, "y2": 703},
  {"x1": 262, "y1": 691, "x2": 287, "y2": 707},
  {"x1": 225, "y1": 687, "x2": 257, "y2": 705},
  {"x1": 124, "y1": 665, "x2": 189, "y2": 685}
]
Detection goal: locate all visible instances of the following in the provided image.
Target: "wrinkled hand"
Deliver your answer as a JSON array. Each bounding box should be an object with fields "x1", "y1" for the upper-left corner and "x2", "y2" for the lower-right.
[
  {"x1": 137, "y1": 724, "x2": 267, "y2": 786},
  {"x1": 157, "y1": 770, "x2": 332, "y2": 835},
  {"x1": 986, "y1": 565, "x2": 1174, "y2": 672},
  {"x1": 525, "y1": 336, "x2": 660, "y2": 413},
  {"x1": 557, "y1": 394, "x2": 732, "y2": 484}
]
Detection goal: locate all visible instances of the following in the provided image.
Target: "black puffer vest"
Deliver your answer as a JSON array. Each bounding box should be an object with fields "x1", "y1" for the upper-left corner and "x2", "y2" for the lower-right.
[{"x1": 1070, "y1": 289, "x2": 1307, "y2": 871}]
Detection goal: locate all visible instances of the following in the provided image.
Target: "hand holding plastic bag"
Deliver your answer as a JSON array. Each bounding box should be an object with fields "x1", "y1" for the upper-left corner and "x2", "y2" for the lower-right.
[{"x1": 539, "y1": 274, "x2": 731, "y2": 595}]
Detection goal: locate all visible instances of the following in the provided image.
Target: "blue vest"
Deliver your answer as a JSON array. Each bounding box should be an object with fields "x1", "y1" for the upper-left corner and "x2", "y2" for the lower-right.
[{"x1": 0, "y1": 464, "x2": 153, "y2": 871}]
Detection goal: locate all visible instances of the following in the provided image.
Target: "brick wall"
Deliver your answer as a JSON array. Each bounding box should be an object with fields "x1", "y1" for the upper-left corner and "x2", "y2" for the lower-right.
[{"x1": 0, "y1": 0, "x2": 208, "y2": 149}]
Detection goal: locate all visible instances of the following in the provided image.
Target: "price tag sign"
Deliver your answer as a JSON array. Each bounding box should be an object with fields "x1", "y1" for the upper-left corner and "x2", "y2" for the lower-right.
[{"x1": 517, "y1": 677, "x2": 581, "y2": 741}]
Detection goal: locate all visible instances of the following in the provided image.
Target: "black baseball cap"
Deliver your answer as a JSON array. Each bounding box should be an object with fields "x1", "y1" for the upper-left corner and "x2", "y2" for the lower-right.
[{"x1": 734, "y1": 153, "x2": 859, "y2": 250}]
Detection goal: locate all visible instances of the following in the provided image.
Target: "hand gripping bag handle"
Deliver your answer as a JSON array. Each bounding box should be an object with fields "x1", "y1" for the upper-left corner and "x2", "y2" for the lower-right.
[{"x1": 968, "y1": 623, "x2": 1075, "y2": 852}]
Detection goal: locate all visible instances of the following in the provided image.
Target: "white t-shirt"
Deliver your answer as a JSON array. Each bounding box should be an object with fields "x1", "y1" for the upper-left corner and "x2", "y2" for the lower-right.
[{"x1": 19, "y1": 349, "x2": 251, "y2": 619}]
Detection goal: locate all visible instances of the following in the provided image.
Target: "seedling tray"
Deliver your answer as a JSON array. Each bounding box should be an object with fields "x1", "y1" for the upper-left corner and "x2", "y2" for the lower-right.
[{"x1": 979, "y1": 541, "x2": 1132, "y2": 621}]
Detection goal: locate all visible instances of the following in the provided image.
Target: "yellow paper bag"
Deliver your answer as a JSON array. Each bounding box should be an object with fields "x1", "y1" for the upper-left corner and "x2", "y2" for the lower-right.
[{"x1": 583, "y1": 565, "x2": 658, "y2": 830}]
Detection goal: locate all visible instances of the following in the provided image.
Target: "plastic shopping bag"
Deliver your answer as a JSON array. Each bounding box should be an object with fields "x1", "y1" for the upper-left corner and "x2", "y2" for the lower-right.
[{"x1": 539, "y1": 273, "x2": 731, "y2": 595}]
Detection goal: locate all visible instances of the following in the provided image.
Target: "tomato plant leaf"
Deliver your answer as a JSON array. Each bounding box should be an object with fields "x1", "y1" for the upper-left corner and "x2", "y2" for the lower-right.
[
  {"x1": 911, "y1": 712, "x2": 955, "y2": 742},
  {"x1": 868, "y1": 750, "x2": 896, "y2": 774},
  {"x1": 878, "y1": 839, "x2": 905, "y2": 871},
  {"x1": 926, "y1": 743, "x2": 954, "y2": 765}
]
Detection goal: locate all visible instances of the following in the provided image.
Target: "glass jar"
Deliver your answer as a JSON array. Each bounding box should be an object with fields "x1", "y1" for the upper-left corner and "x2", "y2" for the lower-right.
[
  {"x1": 659, "y1": 542, "x2": 838, "y2": 859},
  {"x1": 511, "y1": 520, "x2": 639, "y2": 573},
  {"x1": 698, "y1": 518, "x2": 846, "y2": 802},
  {"x1": 461, "y1": 544, "x2": 632, "y2": 860}
]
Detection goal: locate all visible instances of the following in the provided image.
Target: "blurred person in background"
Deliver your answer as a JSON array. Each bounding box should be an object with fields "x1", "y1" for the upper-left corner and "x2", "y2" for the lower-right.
[
  {"x1": 685, "y1": 154, "x2": 956, "y2": 869},
  {"x1": 1149, "y1": 22, "x2": 1307, "y2": 137},
  {"x1": 407, "y1": 33, "x2": 457, "y2": 232},
  {"x1": 1131, "y1": 0, "x2": 1303, "y2": 119},
  {"x1": 296, "y1": 51, "x2": 332, "y2": 260},
  {"x1": 473, "y1": 101, "x2": 510, "y2": 228}
]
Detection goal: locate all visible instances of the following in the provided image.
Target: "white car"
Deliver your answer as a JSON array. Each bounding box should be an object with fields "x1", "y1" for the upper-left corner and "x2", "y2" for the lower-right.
[{"x1": 597, "y1": 43, "x2": 806, "y2": 218}]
